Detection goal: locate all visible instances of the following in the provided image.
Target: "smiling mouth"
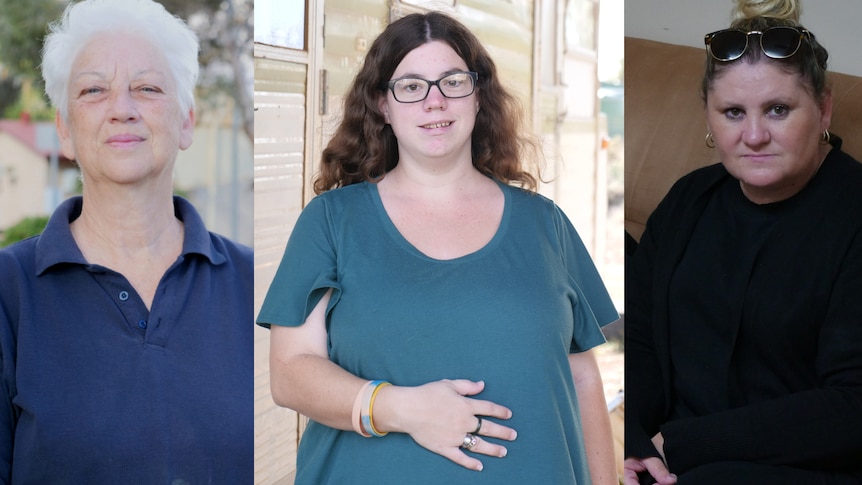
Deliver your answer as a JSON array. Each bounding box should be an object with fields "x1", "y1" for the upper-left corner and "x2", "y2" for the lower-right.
[{"x1": 422, "y1": 122, "x2": 451, "y2": 129}]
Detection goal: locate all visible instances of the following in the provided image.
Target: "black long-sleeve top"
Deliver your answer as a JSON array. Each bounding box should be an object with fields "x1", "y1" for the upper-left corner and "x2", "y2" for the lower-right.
[{"x1": 625, "y1": 140, "x2": 862, "y2": 481}]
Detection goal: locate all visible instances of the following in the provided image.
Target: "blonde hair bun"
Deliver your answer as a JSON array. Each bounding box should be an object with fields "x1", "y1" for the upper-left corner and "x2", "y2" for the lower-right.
[{"x1": 731, "y1": 0, "x2": 801, "y2": 22}]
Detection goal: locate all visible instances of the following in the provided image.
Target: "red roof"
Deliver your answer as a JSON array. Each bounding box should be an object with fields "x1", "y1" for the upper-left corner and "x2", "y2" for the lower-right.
[{"x1": 0, "y1": 118, "x2": 67, "y2": 159}]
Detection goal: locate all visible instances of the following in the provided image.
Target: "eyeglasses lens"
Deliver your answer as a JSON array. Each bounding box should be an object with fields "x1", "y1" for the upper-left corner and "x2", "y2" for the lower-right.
[
  {"x1": 760, "y1": 27, "x2": 802, "y2": 58},
  {"x1": 710, "y1": 30, "x2": 748, "y2": 61}
]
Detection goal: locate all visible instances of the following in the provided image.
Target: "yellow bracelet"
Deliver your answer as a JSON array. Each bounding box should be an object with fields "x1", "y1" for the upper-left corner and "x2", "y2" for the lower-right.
[
  {"x1": 367, "y1": 381, "x2": 392, "y2": 437},
  {"x1": 359, "y1": 380, "x2": 390, "y2": 437}
]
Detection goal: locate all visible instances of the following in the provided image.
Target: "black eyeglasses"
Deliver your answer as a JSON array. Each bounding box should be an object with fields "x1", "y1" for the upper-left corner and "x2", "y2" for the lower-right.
[
  {"x1": 704, "y1": 26, "x2": 813, "y2": 63},
  {"x1": 386, "y1": 71, "x2": 478, "y2": 103}
]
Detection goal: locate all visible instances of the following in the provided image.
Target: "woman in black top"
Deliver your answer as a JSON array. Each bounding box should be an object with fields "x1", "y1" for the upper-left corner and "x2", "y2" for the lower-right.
[{"x1": 625, "y1": 0, "x2": 862, "y2": 483}]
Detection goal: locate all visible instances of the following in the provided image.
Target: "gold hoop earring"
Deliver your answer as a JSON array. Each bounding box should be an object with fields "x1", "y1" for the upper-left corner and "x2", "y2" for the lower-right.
[
  {"x1": 820, "y1": 130, "x2": 831, "y2": 145},
  {"x1": 705, "y1": 132, "x2": 716, "y2": 149}
]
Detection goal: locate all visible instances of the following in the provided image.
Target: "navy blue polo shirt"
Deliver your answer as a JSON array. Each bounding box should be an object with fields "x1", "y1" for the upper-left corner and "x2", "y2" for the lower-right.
[{"x1": 0, "y1": 196, "x2": 253, "y2": 484}]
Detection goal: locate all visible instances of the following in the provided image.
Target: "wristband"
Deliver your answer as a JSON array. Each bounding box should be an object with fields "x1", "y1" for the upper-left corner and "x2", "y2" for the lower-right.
[
  {"x1": 367, "y1": 381, "x2": 391, "y2": 437},
  {"x1": 360, "y1": 380, "x2": 390, "y2": 437},
  {"x1": 352, "y1": 380, "x2": 372, "y2": 437}
]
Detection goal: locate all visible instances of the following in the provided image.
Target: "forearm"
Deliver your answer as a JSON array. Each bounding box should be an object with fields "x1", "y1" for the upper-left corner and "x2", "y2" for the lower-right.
[
  {"x1": 270, "y1": 350, "x2": 367, "y2": 431},
  {"x1": 571, "y1": 351, "x2": 617, "y2": 485},
  {"x1": 662, "y1": 387, "x2": 862, "y2": 473}
]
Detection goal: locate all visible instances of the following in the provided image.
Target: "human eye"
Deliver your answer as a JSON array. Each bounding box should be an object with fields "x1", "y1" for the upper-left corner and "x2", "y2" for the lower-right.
[
  {"x1": 399, "y1": 80, "x2": 424, "y2": 93},
  {"x1": 724, "y1": 107, "x2": 745, "y2": 120},
  {"x1": 443, "y1": 76, "x2": 464, "y2": 88},
  {"x1": 135, "y1": 84, "x2": 165, "y2": 96},
  {"x1": 79, "y1": 86, "x2": 105, "y2": 97},
  {"x1": 76, "y1": 85, "x2": 109, "y2": 102},
  {"x1": 766, "y1": 104, "x2": 789, "y2": 118}
]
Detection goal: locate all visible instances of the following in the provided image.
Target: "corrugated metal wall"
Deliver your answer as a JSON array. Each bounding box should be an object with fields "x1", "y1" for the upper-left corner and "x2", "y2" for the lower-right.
[
  {"x1": 253, "y1": 56, "x2": 307, "y2": 485},
  {"x1": 456, "y1": 0, "x2": 534, "y2": 112}
]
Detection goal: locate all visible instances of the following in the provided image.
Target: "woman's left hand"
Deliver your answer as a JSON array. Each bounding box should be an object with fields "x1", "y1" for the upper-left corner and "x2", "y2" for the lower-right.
[{"x1": 373, "y1": 379, "x2": 517, "y2": 471}]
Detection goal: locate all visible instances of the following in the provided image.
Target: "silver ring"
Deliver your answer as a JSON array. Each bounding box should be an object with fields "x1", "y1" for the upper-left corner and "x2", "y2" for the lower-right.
[
  {"x1": 472, "y1": 417, "x2": 483, "y2": 434},
  {"x1": 461, "y1": 433, "x2": 478, "y2": 450}
]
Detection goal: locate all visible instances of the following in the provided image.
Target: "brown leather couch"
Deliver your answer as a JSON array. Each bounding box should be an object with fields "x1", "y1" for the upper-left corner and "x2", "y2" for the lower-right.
[{"x1": 625, "y1": 37, "x2": 862, "y2": 242}]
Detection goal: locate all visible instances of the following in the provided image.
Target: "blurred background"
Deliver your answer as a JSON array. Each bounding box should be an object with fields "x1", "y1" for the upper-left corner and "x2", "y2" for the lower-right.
[{"x1": 0, "y1": 0, "x2": 253, "y2": 247}]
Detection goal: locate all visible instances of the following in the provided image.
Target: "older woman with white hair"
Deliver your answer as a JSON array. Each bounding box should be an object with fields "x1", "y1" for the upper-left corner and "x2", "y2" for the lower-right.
[{"x1": 0, "y1": 0, "x2": 252, "y2": 482}]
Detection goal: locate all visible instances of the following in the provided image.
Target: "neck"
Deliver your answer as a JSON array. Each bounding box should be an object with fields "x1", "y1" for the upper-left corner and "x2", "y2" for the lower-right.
[
  {"x1": 384, "y1": 154, "x2": 484, "y2": 194},
  {"x1": 72, "y1": 183, "x2": 181, "y2": 258}
]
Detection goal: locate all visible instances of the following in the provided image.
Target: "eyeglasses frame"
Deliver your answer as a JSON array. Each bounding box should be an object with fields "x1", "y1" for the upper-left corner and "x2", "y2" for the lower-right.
[
  {"x1": 385, "y1": 71, "x2": 479, "y2": 103},
  {"x1": 704, "y1": 26, "x2": 815, "y2": 63}
]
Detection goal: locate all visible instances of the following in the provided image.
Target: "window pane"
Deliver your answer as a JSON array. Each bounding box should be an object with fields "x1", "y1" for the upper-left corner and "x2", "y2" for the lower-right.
[
  {"x1": 566, "y1": 0, "x2": 596, "y2": 51},
  {"x1": 254, "y1": 0, "x2": 306, "y2": 50}
]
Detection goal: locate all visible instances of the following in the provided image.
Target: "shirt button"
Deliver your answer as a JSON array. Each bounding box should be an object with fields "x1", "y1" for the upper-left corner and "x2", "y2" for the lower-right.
[
  {"x1": 119, "y1": 291, "x2": 129, "y2": 301},
  {"x1": 137, "y1": 320, "x2": 148, "y2": 329}
]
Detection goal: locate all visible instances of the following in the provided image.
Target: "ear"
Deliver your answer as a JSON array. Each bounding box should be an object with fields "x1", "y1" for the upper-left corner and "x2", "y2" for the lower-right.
[
  {"x1": 55, "y1": 111, "x2": 76, "y2": 160},
  {"x1": 378, "y1": 94, "x2": 390, "y2": 124},
  {"x1": 179, "y1": 108, "x2": 195, "y2": 150}
]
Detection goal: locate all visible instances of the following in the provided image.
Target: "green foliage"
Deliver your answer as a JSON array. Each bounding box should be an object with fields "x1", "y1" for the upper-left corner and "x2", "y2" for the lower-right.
[
  {"x1": 0, "y1": 0, "x2": 66, "y2": 90},
  {"x1": 1, "y1": 215, "x2": 49, "y2": 248},
  {"x1": 0, "y1": 76, "x2": 21, "y2": 117},
  {"x1": 2, "y1": 78, "x2": 54, "y2": 120}
]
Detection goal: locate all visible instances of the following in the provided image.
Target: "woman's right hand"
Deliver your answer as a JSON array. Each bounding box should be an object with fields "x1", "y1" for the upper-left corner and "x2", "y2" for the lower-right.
[
  {"x1": 623, "y1": 457, "x2": 677, "y2": 485},
  {"x1": 374, "y1": 379, "x2": 517, "y2": 471}
]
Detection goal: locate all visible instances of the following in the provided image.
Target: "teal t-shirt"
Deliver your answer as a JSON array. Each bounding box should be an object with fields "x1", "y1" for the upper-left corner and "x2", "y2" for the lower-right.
[{"x1": 258, "y1": 180, "x2": 618, "y2": 484}]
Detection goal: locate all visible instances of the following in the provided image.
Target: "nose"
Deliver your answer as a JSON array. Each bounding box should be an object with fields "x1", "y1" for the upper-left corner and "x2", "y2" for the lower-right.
[
  {"x1": 109, "y1": 89, "x2": 140, "y2": 122},
  {"x1": 742, "y1": 117, "x2": 770, "y2": 147},
  {"x1": 423, "y1": 84, "x2": 447, "y2": 110}
]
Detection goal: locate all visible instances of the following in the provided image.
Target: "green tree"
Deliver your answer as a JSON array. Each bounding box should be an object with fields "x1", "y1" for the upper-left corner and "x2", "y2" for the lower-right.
[{"x1": 0, "y1": 0, "x2": 65, "y2": 118}]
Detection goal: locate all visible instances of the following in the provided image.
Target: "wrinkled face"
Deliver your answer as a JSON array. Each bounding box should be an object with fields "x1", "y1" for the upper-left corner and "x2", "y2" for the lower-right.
[
  {"x1": 378, "y1": 40, "x2": 479, "y2": 165},
  {"x1": 57, "y1": 31, "x2": 194, "y2": 188},
  {"x1": 706, "y1": 60, "x2": 832, "y2": 203}
]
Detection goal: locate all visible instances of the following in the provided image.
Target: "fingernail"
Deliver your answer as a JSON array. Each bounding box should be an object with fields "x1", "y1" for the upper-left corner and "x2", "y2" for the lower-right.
[
  {"x1": 511, "y1": 431, "x2": 517, "y2": 440},
  {"x1": 500, "y1": 448, "x2": 508, "y2": 457},
  {"x1": 476, "y1": 463, "x2": 483, "y2": 472}
]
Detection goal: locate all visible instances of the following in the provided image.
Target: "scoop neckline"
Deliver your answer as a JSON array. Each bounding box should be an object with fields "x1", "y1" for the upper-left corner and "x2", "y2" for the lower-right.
[{"x1": 367, "y1": 180, "x2": 511, "y2": 263}]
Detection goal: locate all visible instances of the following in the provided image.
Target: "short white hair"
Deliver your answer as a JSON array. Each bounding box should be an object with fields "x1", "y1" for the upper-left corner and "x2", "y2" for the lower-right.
[{"x1": 41, "y1": 0, "x2": 200, "y2": 120}]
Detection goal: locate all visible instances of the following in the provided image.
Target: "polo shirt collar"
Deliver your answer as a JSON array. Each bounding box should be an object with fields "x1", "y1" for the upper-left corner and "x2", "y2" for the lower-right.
[{"x1": 35, "y1": 195, "x2": 226, "y2": 275}]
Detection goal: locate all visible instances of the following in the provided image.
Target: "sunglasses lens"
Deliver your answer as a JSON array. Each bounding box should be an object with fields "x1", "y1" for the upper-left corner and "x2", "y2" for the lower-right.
[
  {"x1": 761, "y1": 27, "x2": 801, "y2": 58},
  {"x1": 710, "y1": 30, "x2": 748, "y2": 60}
]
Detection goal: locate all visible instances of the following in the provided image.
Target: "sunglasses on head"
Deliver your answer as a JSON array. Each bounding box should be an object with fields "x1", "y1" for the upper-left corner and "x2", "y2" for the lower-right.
[{"x1": 704, "y1": 26, "x2": 814, "y2": 63}]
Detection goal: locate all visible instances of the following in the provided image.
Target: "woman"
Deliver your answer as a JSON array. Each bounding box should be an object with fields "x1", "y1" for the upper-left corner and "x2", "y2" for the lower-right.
[
  {"x1": 258, "y1": 11, "x2": 619, "y2": 485},
  {"x1": 0, "y1": 0, "x2": 252, "y2": 482},
  {"x1": 625, "y1": 1, "x2": 862, "y2": 483}
]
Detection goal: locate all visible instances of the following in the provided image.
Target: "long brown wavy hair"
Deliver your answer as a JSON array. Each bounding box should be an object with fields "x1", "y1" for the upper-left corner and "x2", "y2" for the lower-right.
[{"x1": 313, "y1": 11, "x2": 540, "y2": 194}]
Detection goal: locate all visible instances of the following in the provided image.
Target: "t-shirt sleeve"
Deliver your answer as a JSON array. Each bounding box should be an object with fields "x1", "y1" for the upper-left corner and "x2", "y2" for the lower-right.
[
  {"x1": 553, "y1": 206, "x2": 620, "y2": 352},
  {"x1": 256, "y1": 196, "x2": 341, "y2": 328}
]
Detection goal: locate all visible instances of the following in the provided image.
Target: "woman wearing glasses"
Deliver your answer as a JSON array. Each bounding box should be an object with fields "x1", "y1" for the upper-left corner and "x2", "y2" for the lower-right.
[
  {"x1": 625, "y1": 0, "x2": 862, "y2": 484},
  {"x1": 258, "y1": 11, "x2": 618, "y2": 485}
]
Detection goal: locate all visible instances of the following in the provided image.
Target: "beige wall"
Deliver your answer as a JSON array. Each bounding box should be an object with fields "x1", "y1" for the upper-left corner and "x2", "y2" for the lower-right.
[{"x1": 0, "y1": 133, "x2": 48, "y2": 230}]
